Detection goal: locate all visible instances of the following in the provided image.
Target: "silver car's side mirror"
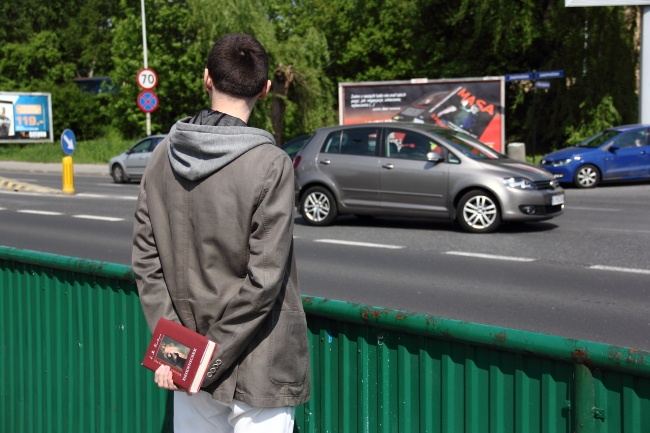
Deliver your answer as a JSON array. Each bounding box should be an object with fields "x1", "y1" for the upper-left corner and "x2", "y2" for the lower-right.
[{"x1": 427, "y1": 151, "x2": 444, "y2": 162}]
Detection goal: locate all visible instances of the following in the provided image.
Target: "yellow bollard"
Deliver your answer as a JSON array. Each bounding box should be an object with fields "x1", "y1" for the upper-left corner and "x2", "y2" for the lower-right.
[{"x1": 62, "y1": 156, "x2": 75, "y2": 195}]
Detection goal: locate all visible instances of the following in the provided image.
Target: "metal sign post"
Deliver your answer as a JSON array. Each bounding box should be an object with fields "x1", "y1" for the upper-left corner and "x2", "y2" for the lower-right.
[
  {"x1": 141, "y1": 0, "x2": 151, "y2": 135},
  {"x1": 642, "y1": 6, "x2": 650, "y2": 123}
]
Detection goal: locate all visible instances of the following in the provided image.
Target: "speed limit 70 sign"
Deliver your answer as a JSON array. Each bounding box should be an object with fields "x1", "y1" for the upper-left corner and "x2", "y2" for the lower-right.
[{"x1": 137, "y1": 68, "x2": 158, "y2": 90}]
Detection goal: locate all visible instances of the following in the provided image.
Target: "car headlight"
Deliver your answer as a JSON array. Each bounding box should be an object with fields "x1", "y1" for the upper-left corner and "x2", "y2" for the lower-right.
[
  {"x1": 547, "y1": 158, "x2": 573, "y2": 167},
  {"x1": 500, "y1": 177, "x2": 536, "y2": 189}
]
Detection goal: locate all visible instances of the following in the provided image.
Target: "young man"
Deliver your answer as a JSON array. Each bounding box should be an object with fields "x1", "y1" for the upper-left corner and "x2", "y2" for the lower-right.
[{"x1": 132, "y1": 33, "x2": 310, "y2": 433}]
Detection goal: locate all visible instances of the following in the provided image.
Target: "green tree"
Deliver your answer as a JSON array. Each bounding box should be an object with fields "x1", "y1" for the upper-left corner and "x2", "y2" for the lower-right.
[
  {"x1": 60, "y1": 0, "x2": 118, "y2": 78},
  {"x1": 107, "y1": 0, "x2": 201, "y2": 137},
  {"x1": 1, "y1": 0, "x2": 640, "y2": 150},
  {"x1": 262, "y1": 4, "x2": 336, "y2": 143},
  {"x1": 187, "y1": 0, "x2": 336, "y2": 142},
  {"x1": 0, "y1": 0, "x2": 120, "y2": 140},
  {"x1": 107, "y1": 0, "x2": 334, "y2": 142},
  {"x1": 449, "y1": 1, "x2": 638, "y2": 153},
  {"x1": 278, "y1": 0, "x2": 434, "y2": 83},
  {"x1": 270, "y1": 0, "x2": 639, "y2": 154}
]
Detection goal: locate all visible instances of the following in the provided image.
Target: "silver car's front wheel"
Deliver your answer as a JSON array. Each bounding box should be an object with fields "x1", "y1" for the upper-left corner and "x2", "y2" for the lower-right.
[
  {"x1": 300, "y1": 186, "x2": 338, "y2": 226},
  {"x1": 574, "y1": 164, "x2": 600, "y2": 188},
  {"x1": 457, "y1": 190, "x2": 501, "y2": 233},
  {"x1": 111, "y1": 164, "x2": 126, "y2": 183}
]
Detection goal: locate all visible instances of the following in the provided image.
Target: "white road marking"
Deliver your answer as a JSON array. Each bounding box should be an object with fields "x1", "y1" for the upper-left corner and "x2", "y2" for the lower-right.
[
  {"x1": 72, "y1": 215, "x2": 124, "y2": 222},
  {"x1": 446, "y1": 251, "x2": 536, "y2": 262},
  {"x1": 17, "y1": 210, "x2": 64, "y2": 216},
  {"x1": 0, "y1": 190, "x2": 54, "y2": 197},
  {"x1": 76, "y1": 193, "x2": 137, "y2": 200},
  {"x1": 314, "y1": 239, "x2": 404, "y2": 249},
  {"x1": 589, "y1": 228, "x2": 650, "y2": 235},
  {"x1": 590, "y1": 265, "x2": 650, "y2": 275}
]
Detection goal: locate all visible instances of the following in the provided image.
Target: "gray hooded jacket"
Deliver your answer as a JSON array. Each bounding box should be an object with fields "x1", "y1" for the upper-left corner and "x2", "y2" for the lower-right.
[{"x1": 133, "y1": 112, "x2": 310, "y2": 407}]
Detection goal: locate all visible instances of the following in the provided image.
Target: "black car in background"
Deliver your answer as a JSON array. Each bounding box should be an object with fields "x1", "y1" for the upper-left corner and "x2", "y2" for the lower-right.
[{"x1": 280, "y1": 134, "x2": 312, "y2": 161}]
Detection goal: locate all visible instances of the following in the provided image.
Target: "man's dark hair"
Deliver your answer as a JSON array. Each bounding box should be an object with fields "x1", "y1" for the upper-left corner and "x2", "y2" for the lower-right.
[{"x1": 206, "y1": 33, "x2": 269, "y2": 98}]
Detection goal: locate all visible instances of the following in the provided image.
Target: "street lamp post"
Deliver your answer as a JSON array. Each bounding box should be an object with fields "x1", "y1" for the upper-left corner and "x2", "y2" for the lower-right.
[
  {"x1": 141, "y1": 0, "x2": 151, "y2": 135},
  {"x1": 641, "y1": 6, "x2": 650, "y2": 123}
]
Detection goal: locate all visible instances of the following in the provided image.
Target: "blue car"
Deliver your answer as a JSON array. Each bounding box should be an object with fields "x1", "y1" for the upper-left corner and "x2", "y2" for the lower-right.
[{"x1": 540, "y1": 124, "x2": 650, "y2": 188}]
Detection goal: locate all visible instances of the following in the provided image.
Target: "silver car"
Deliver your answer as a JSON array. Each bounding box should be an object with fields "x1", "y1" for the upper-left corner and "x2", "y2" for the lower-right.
[
  {"x1": 293, "y1": 123, "x2": 564, "y2": 233},
  {"x1": 108, "y1": 135, "x2": 166, "y2": 183}
]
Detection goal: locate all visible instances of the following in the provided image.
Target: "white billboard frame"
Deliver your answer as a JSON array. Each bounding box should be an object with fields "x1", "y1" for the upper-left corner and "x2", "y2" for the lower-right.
[{"x1": 338, "y1": 77, "x2": 506, "y2": 152}]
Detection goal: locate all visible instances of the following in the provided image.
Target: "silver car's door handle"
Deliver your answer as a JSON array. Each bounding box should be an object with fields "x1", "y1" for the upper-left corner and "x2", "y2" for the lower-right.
[
  {"x1": 319, "y1": 160, "x2": 331, "y2": 165},
  {"x1": 382, "y1": 164, "x2": 395, "y2": 169}
]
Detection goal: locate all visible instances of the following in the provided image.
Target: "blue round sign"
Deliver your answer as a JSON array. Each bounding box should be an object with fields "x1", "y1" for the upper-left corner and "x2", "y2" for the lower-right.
[
  {"x1": 61, "y1": 129, "x2": 76, "y2": 155},
  {"x1": 137, "y1": 90, "x2": 159, "y2": 113}
]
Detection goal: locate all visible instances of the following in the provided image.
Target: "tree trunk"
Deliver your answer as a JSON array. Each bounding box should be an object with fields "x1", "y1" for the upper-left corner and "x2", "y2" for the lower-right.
[{"x1": 270, "y1": 63, "x2": 294, "y2": 146}]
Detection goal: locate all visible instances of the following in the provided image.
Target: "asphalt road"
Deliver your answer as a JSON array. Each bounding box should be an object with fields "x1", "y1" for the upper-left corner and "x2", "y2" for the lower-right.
[{"x1": 0, "y1": 169, "x2": 649, "y2": 349}]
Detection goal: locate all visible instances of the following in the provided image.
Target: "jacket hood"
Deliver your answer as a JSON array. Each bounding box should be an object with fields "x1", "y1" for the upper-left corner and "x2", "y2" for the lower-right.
[{"x1": 167, "y1": 117, "x2": 275, "y2": 181}]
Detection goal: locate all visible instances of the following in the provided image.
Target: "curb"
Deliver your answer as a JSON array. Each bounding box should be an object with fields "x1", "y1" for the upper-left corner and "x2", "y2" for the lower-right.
[
  {"x1": 0, "y1": 161, "x2": 107, "y2": 194},
  {"x1": 0, "y1": 161, "x2": 108, "y2": 176},
  {"x1": 0, "y1": 177, "x2": 63, "y2": 194}
]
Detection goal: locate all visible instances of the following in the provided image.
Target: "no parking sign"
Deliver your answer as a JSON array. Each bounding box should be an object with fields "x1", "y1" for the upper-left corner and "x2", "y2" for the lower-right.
[{"x1": 137, "y1": 90, "x2": 159, "y2": 113}]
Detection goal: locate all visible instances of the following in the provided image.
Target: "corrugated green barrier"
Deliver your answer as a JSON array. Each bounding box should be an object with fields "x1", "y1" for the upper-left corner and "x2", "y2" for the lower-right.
[{"x1": 1, "y1": 245, "x2": 649, "y2": 432}]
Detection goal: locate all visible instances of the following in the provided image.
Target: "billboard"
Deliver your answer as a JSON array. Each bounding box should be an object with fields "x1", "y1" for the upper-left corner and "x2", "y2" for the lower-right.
[
  {"x1": 339, "y1": 77, "x2": 505, "y2": 152},
  {"x1": 0, "y1": 92, "x2": 53, "y2": 144}
]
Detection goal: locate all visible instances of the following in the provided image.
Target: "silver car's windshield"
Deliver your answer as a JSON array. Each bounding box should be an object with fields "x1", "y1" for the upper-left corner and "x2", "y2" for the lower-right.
[
  {"x1": 576, "y1": 130, "x2": 620, "y2": 148},
  {"x1": 435, "y1": 130, "x2": 505, "y2": 160}
]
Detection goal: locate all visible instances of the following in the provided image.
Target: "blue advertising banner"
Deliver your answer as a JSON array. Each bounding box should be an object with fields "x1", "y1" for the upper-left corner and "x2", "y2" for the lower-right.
[{"x1": 0, "y1": 92, "x2": 53, "y2": 143}]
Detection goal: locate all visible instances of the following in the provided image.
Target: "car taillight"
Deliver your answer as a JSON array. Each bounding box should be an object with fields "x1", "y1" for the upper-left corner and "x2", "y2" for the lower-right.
[{"x1": 293, "y1": 155, "x2": 301, "y2": 169}]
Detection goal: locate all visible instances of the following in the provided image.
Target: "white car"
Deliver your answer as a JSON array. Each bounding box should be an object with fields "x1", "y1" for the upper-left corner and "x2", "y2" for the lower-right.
[{"x1": 108, "y1": 135, "x2": 166, "y2": 183}]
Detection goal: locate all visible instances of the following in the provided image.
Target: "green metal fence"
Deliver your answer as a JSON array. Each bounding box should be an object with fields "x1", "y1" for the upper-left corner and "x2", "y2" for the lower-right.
[{"x1": 1, "y1": 245, "x2": 649, "y2": 433}]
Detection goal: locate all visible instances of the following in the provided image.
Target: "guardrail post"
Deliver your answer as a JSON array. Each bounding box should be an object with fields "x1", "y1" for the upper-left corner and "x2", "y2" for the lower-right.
[{"x1": 574, "y1": 363, "x2": 595, "y2": 433}]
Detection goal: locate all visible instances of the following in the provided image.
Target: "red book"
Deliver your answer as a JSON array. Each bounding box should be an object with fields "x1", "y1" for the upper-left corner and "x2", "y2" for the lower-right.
[{"x1": 142, "y1": 318, "x2": 218, "y2": 394}]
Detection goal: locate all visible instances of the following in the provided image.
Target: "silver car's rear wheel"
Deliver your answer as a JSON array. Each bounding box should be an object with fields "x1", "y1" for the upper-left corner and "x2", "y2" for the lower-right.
[
  {"x1": 300, "y1": 186, "x2": 338, "y2": 226},
  {"x1": 457, "y1": 190, "x2": 500, "y2": 233},
  {"x1": 111, "y1": 164, "x2": 126, "y2": 183},
  {"x1": 574, "y1": 164, "x2": 600, "y2": 188}
]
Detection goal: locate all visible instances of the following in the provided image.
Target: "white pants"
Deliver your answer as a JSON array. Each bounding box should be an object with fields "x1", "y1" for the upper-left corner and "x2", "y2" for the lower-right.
[{"x1": 173, "y1": 391, "x2": 295, "y2": 433}]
